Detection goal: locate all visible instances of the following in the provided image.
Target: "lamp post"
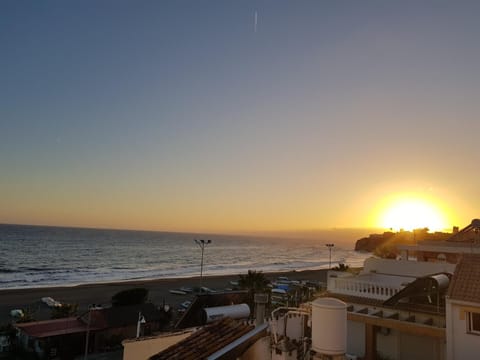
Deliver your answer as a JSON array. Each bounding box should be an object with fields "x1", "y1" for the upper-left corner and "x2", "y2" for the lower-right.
[
  {"x1": 326, "y1": 243, "x2": 334, "y2": 269},
  {"x1": 136, "y1": 312, "x2": 146, "y2": 338},
  {"x1": 195, "y1": 239, "x2": 211, "y2": 292}
]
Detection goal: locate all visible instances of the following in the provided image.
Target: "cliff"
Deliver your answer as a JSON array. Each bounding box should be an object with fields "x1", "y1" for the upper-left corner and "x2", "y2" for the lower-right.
[{"x1": 354, "y1": 232, "x2": 395, "y2": 252}]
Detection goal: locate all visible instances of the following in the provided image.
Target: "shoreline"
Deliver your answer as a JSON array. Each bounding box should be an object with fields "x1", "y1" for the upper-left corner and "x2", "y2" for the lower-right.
[
  {"x1": 0, "y1": 265, "x2": 334, "y2": 292},
  {"x1": 0, "y1": 269, "x2": 331, "y2": 325}
]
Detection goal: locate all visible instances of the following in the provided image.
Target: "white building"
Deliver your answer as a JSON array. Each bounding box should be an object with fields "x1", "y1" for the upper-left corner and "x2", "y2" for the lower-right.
[
  {"x1": 325, "y1": 257, "x2": 454, "y2": 360},
  {"x1": 125, "y1": 221, "x2": 480, "y2": 360},
  {"x1": 446, "y1": 253, "x2": 480, "y2": 360}
]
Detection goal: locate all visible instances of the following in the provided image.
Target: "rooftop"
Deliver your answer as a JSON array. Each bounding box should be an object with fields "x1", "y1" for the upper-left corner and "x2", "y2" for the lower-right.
[
  {"x1": 15, "y1": 317, "x2": 90, "y2": 338},
  {"x1": 149, "y1": 318, "x2": 254, "y2": 360},
  {"x1": 447, "y1": 253, "x2": 480, "y2": 303}
]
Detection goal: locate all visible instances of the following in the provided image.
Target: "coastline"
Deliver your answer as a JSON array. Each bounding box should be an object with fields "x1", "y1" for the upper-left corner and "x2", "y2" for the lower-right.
[{"x1": 0, "y1": 269, "x2": 330, "y2": 325}]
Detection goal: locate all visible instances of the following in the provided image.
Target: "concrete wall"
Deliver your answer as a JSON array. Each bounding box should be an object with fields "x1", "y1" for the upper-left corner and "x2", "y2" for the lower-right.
[
  {"x1": 398, "y1": 332, "x2": 444, "y2": 360},
  {"x1": 346, "y1": 320, "x2": 365, "y2": 357},
  {"x1": 376, "y1": 328, "x2": 399, "y2": 359},
  {"x1": 241, "y1": 336, "x2": 271, "y2": 360},
  {"x1": 347, "y1": 320, "x2": 445, "y2": 360},
  {"x1": 446, "y1": 299, "x2": 480, "y2": 360},
  {"x1": 362, "y1": 257, "x2": 455, "y2": 277},
  {"x1": 122, "y1": 330, "x2": 193, "y2": 360}
]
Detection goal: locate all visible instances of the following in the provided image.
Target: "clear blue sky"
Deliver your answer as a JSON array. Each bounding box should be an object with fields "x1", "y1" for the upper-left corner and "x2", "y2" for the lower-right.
[{"x1": 1, "y1": 1, "x2": 480, "y2": 233}]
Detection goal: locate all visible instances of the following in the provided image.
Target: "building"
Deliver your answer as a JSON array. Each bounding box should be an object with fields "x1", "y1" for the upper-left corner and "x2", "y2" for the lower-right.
[
  {"x1": 15, "y1": 303, "x2": 169, "y2": 358},
  {"x1": 149, "y1": 317, "x2": 267, "y2": 360},
  {"x1": 122, "y1": 220, "x2": 480, "y2": 360},
  {"x1": 399, "y1": 219, "x2": 480, "y2": 263},
  {"x1": 325, "y1": 257, "x2": 454, "y2": 359},
  {"x1": 445, "y1": 253, "x2": 480, "y2": 360}
]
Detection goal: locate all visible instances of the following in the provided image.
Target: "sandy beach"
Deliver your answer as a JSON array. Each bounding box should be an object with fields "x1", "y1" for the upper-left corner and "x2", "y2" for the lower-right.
[{"x1": 0, "y1": 269, "x2": 328, "y2": 325}]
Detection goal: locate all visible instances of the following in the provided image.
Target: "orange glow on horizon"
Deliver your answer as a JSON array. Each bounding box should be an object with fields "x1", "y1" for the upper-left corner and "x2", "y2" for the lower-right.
[{"x1": 373, "y1": 195, "x2": 451, "y2": 232}]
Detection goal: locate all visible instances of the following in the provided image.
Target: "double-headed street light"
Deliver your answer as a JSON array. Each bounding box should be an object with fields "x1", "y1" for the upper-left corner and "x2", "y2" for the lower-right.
[
  {"x1": 195, "y1": 239, "x2": 211, "y2": 291},
  {"x1": 325, "y1": 243, "x2": 334, "y2": 269}
]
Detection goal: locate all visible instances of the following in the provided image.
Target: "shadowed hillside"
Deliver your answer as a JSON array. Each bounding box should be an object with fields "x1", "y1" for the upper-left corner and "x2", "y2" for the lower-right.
[{"x1": 355, "y1": 228, "x2": 453, "y2": 256}]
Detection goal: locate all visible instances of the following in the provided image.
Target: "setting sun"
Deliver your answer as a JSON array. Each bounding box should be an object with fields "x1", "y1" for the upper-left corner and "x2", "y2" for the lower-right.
[{"x1": 377, "y1": 197, "x2": 449, "y2": 232}]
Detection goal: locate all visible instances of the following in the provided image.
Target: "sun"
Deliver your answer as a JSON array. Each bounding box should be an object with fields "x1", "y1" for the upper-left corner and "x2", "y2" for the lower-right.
[{"x1": 377, "y1": 197, "x2": 448, "y2": 232}]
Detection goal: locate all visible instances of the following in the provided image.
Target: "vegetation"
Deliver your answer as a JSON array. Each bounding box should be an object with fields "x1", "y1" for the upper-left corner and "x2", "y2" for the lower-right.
[
  {"x1": 112, "y1": 287, "x2": 149, "y2": 306},
  {"x1": 238, "y1": 270, "x2": 270, "y2": 311},
  {"x1": 331, "y1": 263, "x2": 350, "y2": 272},
  {"x1": 238, "y1": 270, "x2": 270, "y2": 293},
  {"x1": 51, "y1": 303, "x2": 78, "y2": 319},
  {"x1": 15, "y1": 306, "x2": 37, "y2": 323}
]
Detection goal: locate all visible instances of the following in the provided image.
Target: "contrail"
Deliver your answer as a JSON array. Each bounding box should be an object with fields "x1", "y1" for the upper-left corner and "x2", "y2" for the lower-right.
[{"x1": 254, "y1": 10, "x2": 258, "y2": 33}]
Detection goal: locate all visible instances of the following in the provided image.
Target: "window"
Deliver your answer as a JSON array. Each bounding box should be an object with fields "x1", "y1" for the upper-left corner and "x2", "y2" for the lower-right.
[{"x1": 467, "y1": 312, "x2": 480, "y2": 335}]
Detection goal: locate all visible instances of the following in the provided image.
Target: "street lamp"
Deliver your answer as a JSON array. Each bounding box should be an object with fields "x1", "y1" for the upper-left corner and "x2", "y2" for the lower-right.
[
  {"x1": 136, "y1": 312, "x2": 146, "y2": 338},
  {"x1": 195, "y1": 239, "x2": 211, "y2": 291},
  {"x1": 325, "y1": 243, "x2": 334, "y2": 269}
]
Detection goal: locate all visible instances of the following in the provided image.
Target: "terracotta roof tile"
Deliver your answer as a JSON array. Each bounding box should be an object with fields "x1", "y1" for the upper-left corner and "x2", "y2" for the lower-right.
[
  {"x1": 448, "y1": 253, "x2": 480, "y2": 303},
  {"x1": 150, "y1": 318, "x2": 254, "y2": 360}
]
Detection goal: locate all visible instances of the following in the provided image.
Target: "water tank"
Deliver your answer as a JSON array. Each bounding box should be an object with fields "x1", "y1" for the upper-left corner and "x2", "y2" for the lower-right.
[
  {"x1": 202, "y1": 303, "x2": 250, "y2": 324},
  {"x1": 311, "y1": 297, "x2": 347, "y2": 355}
]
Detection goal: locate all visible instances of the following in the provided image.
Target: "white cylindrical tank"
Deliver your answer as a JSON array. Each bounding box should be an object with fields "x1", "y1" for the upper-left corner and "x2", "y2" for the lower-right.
[
  {"x1": 311, "y1": 297, "x2": 347, "y2": 355},
  {"x1": 203, "y1": 303, "x2": 250, "y2": 324}
]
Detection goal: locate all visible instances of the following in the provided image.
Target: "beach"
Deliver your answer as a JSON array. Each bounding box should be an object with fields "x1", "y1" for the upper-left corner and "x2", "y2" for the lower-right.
[{"x1": 0, "y1": 269, "x2": 328, "y2": 325}]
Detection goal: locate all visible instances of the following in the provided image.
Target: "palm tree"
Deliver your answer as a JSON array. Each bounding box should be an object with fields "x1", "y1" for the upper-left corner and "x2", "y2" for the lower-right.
[{"x1": 238, "y1": 270, "x2": 270, "y2": 312}]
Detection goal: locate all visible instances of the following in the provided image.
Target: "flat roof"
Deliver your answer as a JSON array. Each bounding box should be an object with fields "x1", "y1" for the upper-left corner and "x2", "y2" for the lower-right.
[{"x1": 16, "y1": 317, "x2": 91, "y2": 338}]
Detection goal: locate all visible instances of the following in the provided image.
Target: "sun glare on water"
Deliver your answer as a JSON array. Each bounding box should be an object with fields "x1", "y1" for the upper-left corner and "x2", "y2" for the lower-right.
[{"x1": 378, "y1": 197, "x2": 448, "y2": 232}]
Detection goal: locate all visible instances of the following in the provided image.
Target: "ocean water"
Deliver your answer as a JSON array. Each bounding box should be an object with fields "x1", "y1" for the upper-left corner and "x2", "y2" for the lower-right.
[{"x1": 0, "y1": 224, "x2": 371, "y2": 289}]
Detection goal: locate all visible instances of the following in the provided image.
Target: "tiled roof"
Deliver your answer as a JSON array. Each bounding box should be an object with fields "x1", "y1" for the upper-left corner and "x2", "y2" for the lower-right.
[
  {"x1": 16, "y1": 317, "x2": 88, "y2": 338},
  {"x1": 150, "y1": 318, "x2": 254, "y2": 360},
  {"x1": 448, "y1": 253, "x2": 480, "y2": 303}
]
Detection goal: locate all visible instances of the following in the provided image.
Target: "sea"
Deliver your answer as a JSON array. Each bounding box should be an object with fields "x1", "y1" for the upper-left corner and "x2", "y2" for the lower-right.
[{"x1": 0, "y1": 224, "x2": 371, "y2": 290}]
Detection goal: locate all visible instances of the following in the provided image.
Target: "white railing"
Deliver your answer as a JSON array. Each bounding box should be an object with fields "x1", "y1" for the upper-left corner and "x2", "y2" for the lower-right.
[{"x1": 328, "y1": 277, "x2": 403, "y2": 300}]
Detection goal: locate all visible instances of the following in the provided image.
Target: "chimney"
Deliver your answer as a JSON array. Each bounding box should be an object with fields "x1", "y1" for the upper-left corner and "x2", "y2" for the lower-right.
[{"x1": 254, "y1": 293, "x2": 269, "y2": 326}]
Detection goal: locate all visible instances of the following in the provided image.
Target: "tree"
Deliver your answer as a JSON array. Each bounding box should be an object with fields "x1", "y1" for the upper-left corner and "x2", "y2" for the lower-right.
[
  {"x1": 238, "y1": 270, "x2": 270, "y2": 312},
  {"x1": 111, "y1": 288, "x2": 149, "y2": 307},
  {"x1": 238, "y1": 270, "x2": 269, "y2": 293},
  {"x1": 332, "y1": 263, "x2": 350, "y2": 272},
  {"x1": 15, "y1": 306, "x2": 36, "y2": 323},
  {"x1": 51, "y1": 303, "x2": 78, "y2": 319}
]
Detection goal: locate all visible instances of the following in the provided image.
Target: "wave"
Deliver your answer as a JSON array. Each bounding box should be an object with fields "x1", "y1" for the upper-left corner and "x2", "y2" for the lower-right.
[
  {"x1": 0, "y1": 225, "x2": 371, "y2": 289},
  {"x1": 0, "y1": 268, "x2": 17, "y2": 273}
]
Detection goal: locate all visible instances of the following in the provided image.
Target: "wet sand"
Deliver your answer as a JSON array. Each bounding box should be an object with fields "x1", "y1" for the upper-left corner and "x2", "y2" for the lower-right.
[{"x1": 0, "y1": 269, "x2": 328, "y2": 325}]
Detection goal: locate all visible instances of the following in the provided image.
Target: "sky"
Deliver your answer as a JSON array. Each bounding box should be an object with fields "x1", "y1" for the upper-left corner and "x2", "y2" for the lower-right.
[{"x1": 1, "y1": 1, "x2": 480, "y2": 234}]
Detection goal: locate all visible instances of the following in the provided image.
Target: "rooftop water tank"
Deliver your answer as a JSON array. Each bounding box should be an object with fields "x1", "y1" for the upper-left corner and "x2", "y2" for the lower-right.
[
  {"x1": 202, "y1": 303, "x2": 250, "y2": 324},
  {"x1": 311, "y1": 297, "x2": 347, "y2": 355}
]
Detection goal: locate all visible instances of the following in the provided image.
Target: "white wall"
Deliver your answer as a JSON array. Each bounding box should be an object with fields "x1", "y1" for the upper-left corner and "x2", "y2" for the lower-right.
[
  {"x1": 398, "y1": 333, "x2": 444, "y2": 360},
  {"x1": 241, "y1": 336, "x2": 271, "y2": 360},
  {"x1": 446, "y1": 299, "x2": 480, "y2": 360},
  {"x1": 346, "y1": 320, "x2": 364, "y2": 357},
  {"x1": 376, "y1": 328, "x2": 399, "y2": 360},
  {"x1": 122, "y1": 331, "x2": 193, "y2": 360},
  {"x1": 362, "y1": 258, "x2": 455, "y2": 277}
]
